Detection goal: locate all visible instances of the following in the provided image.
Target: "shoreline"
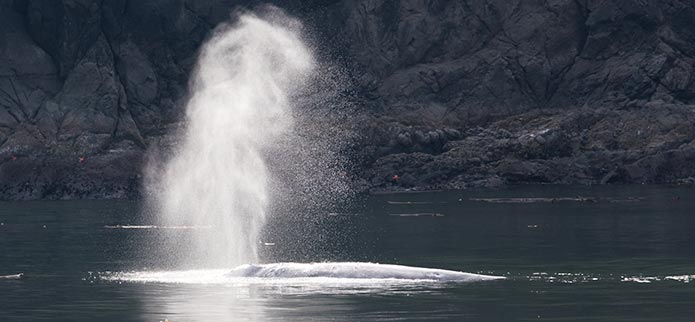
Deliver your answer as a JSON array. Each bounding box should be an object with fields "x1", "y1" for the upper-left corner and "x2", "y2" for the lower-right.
[{"x1": 1, "y1": 181, "x2": 693, "y2": 201}]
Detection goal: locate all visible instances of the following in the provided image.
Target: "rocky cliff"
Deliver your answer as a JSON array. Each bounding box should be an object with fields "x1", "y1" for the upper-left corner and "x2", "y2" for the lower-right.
[{"x1": 1, "y1": 0, "x2": 694, "y2": 199}]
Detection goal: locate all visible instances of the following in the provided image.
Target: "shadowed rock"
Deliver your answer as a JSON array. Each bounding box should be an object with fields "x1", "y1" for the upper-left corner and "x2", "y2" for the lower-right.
[{"x1": 1, "y1": 0, "x2": 695, "y2": 199}]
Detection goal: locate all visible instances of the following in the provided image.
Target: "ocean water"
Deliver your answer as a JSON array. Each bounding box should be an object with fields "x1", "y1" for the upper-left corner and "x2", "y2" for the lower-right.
[{"x1": 1, "y1": 185, "x2": 694, "y2": 321}]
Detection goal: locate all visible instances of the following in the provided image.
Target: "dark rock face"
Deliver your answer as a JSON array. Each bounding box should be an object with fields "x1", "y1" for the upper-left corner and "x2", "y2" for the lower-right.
[
  {"x1": 342, "y1": 0, "x2": 695, "y2": 192},
  {"x1": 362, "y1": 106, "x2": 695, "y2": 191},
  {"x1": 1, "y1": 0, "x2": 694, "y2": 199}
]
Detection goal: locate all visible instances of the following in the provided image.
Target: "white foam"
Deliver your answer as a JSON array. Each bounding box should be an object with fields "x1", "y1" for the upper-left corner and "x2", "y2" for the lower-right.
[
  {"x1": 101, "y1": 262, "x2": 504, "y2": 285},
  {"x1": 664, "y1": 275, "x2": 695, "y2": 283},
  {"x1": 621, "y1": 277, "x2": 654, "y2": 283},
  {"x1": 621, "y1": 275, "x2": 694, "y2": 284},
  {"x1": 522, "y1": 272, "x2": 695, "y2": 284}
]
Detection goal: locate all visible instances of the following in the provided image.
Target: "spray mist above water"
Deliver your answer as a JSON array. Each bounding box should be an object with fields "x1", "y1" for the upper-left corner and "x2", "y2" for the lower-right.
[
  {"x1": 152, "y1": 9, "x2": 315, "y2": 267},
  {"x1": 134, "y1": 7, "x2": 504, "y2": 286}
]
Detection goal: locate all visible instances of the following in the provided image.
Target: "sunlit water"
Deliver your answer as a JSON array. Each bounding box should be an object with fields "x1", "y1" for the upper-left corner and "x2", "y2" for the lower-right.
[{"x1": 2, "y1": 185, "x2": 695, "y2": 321}]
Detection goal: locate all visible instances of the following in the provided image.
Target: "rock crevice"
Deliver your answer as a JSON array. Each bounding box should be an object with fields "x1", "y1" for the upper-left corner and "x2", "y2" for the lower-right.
[{"x1": 1, "y1": 0, "x2": 695, "y2": 199}]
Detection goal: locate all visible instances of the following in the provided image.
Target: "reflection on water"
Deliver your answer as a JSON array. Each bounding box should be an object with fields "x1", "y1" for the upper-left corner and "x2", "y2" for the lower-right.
[
  {"x1": 110, "y1": 277, "x2": 476, "y2": 322},
  {"x1": 134, "y1": 284, "x2": 268, "y2": 322}
]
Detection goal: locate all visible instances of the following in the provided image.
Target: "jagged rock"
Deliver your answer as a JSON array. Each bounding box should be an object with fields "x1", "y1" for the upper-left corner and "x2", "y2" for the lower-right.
[
  {"x1": 2, "y1": 0, "x2": 695, "y2": 199},
  {"x1": 116, "y1": 40, "x2": 158, "y2": 107},
  {"x1": 362, "y1": 105, "x2": 695, "y2": 191},
  {"x1": 25, "y1": 0, "x2": 103, "y2": 77},
  {"x1": 0, "y1": 6, "x2": 60, "y2": 125},
  {"x1": 50, "y1": 36, "x2": 119, "y2": 143}
]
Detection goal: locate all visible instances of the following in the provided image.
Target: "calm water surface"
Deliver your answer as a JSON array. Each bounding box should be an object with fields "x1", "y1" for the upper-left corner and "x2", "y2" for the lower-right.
[{"x1": 1, "y1": 185, "x2": 694, "y2": 321}]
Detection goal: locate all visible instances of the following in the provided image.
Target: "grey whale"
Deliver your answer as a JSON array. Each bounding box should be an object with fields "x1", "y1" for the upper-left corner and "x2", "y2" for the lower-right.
[{"x1": 226, "y1": 262, "x2": 504, "y2": 282}]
